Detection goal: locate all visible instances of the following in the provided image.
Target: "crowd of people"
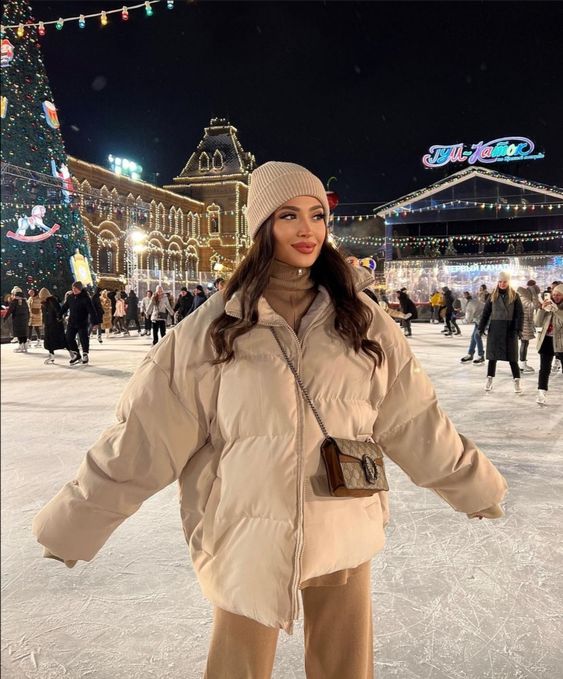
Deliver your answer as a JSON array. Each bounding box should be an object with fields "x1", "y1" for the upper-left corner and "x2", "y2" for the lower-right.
[{"x1": 1, "y1": 277, "x2": 226, "y2": 364}]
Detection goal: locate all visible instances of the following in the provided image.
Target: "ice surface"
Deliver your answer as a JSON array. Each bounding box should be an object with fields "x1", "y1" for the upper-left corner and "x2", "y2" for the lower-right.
[{"x1": 1, "y1": 323, "x2": 562, "y2": 678}]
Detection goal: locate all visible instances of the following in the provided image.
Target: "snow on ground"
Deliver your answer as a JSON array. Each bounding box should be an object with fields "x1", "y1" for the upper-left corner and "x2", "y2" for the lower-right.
[{"x1": 1, "y1": 322, "x2": 562, "y2": 679}]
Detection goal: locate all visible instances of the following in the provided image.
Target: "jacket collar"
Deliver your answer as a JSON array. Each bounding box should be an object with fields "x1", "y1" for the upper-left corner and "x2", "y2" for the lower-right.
[{"x1": 224, "y1": 266, "x2": 374, "y2": 325}]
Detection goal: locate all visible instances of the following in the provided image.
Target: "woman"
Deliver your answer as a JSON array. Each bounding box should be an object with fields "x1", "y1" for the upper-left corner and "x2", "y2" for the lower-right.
[
  {"x1": 113, "y1": 291, "x2": 127, "y2": 335},
  {"x1": 90, "y1": 288, "x2": 105, "y2": 343},
  {"x1": 5, "y1": 286, "x2": 30, "y2": 353},
  {"x1": 99, "y1": 290, "x2": 113, "y2": 339},
  {"x1": 535, "y1": 283, "x2": 563, "y2": 405},
  {"x1": 189, "y1": 284, "x2": 208, "y2": 314},
  {"x1": 125, "y1": 290, "x2": 140, "y2": 335},
  {"x1": 32, "y1": 162, "x2": 506, "y2": 679},
  {"x1": 429, "y1": 289, "x2": 443, "y2": 324},
  {"x1": 38, "y1": 288, "x2": 68, "y2": 364},
  {"x1": 478, "y1": 271, "x2": 524, "y2": 393},
  {"x1": 27, "y1": 288, "x2": 43, "y2": 347},
  {"x1": 146, "y1": 285, "x2": 174, "y2": 344},
  {"x1": 516, "y1": 280, "x2": 541, "y2": 373},
  {"x1": 140, "y1": 290, "x2": 153, "y2": 336}
]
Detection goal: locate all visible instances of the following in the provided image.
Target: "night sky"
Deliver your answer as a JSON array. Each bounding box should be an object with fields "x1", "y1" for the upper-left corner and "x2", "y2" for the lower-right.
[{"x1": 36, "y1": 1, "x2": 563, "y2": 210}]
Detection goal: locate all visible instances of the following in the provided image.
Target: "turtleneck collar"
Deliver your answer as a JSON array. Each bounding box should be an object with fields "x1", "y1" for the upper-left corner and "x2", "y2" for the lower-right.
[{"x1": 267, "y1": 259, "x2": 315, "y2": 291}]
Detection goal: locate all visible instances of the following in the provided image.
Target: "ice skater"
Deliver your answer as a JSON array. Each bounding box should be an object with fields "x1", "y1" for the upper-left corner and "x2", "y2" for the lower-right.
[
  {"x1": 534, "y1": 284, "x2": 563, "y2": 405},
  {"x1": 398, "y1": 287, "x2": 417, "y2": 336},
  {"x1": 32, "y1": 161, "x2": 507, "y2": 679},
  {"x1": 38, "y1": 288, "x2": 70, "y2": 364},
  {"x1": 4, "y1": 286, "x2": 30, "y2": 353},
  {"x1": 478, "y1": 271, "x2": 524, "y2": 393},
  {"x1": 460, "y1": 291, "x2": 485, "y2": 364},
  {"x1": 27, "y1": 288, "x2": 43, "y2": 347},
  {"x1": 442, "y1": 286, "x2": 461, "y2": 336},
  {"x1": 517, "y1": 280, "x2": 541, "y2": 373},
  {"x1": 140, "y1": 289, "x2": 153, "y2": 336},
  {"x1": 146, "y1": 285, "x2": 174, "y2": 344},
  {"x1": 61, "y1": 281, "x2": 97, "y2": 365}
]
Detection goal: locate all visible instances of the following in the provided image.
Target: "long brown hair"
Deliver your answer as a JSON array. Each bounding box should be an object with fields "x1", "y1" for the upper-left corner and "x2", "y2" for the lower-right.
[
  {"x1": 209, "y1": 218, "x2": 384, "y2": 366},
  {"x1": 491, "y1": 284, "x2": 517, "y2": 304}
]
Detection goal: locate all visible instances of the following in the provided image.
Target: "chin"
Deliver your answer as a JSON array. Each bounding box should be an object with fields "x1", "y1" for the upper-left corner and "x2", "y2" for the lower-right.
[{"x1": 279, "y1": 247, "x2": 320, "y2": 268}]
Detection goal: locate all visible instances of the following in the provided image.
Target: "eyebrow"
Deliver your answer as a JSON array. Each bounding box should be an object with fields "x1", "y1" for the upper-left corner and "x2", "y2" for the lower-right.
[{"x1": 277, "y1": 204, "x2": 325, "y2": 212}]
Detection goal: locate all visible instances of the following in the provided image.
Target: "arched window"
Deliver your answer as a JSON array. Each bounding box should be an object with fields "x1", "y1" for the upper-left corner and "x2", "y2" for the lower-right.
[
  {"x1": 148, "y1": 242, "x2": 162, "y2": 274},
  {"x1": 212, "y1": 150, "x2": 224, "y2": 171},
  {"x1": 98, "y1": 244, "x2": 116, "y2": 274},
  {"x1": 207, "y1": 203, "x2": 221, "y2": 236},
  {"x1": 199, "y1": 152, "x2": 210, "y2": 172},
  {"x1": 186, "y1": 246, "x2": 198, "y2": 281},
  {"x1": 176, "y1": 208, "x2": 183, "y2": 236}
]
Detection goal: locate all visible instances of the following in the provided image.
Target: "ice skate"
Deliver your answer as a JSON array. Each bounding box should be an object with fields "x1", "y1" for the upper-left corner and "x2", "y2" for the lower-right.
[
  {"x1": 485, "y1": 376, "x2": 494, "y2": 391},
  {"x1": 519, "y1": 361, "x2": 535, "y2": 373},
  {"x1": 513, "y1": 378, "x2": 523, "y2": 395},
  {"x1": 98, "y1": 335, "x2": 103, "y2": 343},
  {"x1": 473, "y1": 356, "x2": 485, "y2": 364},
  {"x1": 25, "y1": 341, "x2": 31, "y2": 351},
  {"x1": 551, "y1": 360, "x2": 561, "y2": 374},
  {"x1": 460, "y1": 354, "x2": 473, "y2": 363},
  {"x1": 44, "y1": 354, "x2": 55, "y2": 365},
  {"x1": 69, "y1": 352, "x2": 81, "y2": 365},
  {"x1": 82, "y1": 353, "x2": 89, "y2": 364},
  {"x1": 35, "y1": 339, "x2": 42, "y2": 348},
  {"x1": 14, "y1": 343, "x2": 24, "y2": 353},
  {"x1": 536, "y1": 389, "x2": 547, "y2": 406}
]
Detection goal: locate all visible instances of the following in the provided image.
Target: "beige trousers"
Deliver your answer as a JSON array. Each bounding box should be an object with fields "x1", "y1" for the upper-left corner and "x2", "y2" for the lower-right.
[{"x1": 204, "y1": 561, "x2": 374, "y2": 679}]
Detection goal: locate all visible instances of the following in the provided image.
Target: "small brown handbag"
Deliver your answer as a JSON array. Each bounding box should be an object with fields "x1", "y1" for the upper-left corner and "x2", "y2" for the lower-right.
[{"x1": 271, "y1": 329, "x2": 389, "y2": 498}]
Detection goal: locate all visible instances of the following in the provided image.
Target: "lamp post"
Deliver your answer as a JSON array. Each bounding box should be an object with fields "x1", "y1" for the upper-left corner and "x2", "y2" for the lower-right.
[{"x1": 125, "y1": 227, "x2": 147, "y2": 294}]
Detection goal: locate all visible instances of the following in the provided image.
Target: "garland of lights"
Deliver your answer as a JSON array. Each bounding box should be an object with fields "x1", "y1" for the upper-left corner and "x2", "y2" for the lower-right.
[
  {"x1": 1, "y1": 1, "x2": 174, "y2": 37},
  {"x1": 333, "y1": 230, "x2": 563, "y2": 247}
]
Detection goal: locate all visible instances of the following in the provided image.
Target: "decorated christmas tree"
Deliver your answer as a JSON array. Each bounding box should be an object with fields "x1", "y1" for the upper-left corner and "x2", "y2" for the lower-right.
[{"x1": 1, "y1": 0, "x2": 93, "y2": 297}]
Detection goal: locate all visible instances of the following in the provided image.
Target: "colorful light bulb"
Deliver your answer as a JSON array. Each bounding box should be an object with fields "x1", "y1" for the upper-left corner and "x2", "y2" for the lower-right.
[
  {"x1": 100, "y1": 12, "x2": 108, "y2": 27},
  {"x1": 56, "y1": 18, "x2": 64, "y2": 30},
  {"x1": 121, "y1": 6, "x2": 129, "y2": 20},
  {"x1": 78, "y1": 15, "x2": 86, "y2": 28},
  {"x1": 145, "y1": 2, "x2": 154, "y2": 16},
  {"x1": 17, "y1": 23, "x2": 24, "y2": 37},
  {"x1": 167, "y1": 0, "x2": 174, "y2": 8},
  {"x1": 38, "y1": 21, "x2": 45, "y2": 36}
]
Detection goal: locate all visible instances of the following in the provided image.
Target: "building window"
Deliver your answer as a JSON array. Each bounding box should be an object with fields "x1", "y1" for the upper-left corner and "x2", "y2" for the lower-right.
[
  {"x1": 213, "y1": 150, "x2": 224, "y2": 171},
  {"x1": 99, "y1": 245, "x2": 116, "y2": 274},
  {"x1": 199, "y1": 153, "x2": 210, "y2": 172},
  {"x1": 207, "y1": 203, "x2": 221, "y2": 236},
  {"x1": 186, "y1": 248, "x2": 198, "y2": 280}
]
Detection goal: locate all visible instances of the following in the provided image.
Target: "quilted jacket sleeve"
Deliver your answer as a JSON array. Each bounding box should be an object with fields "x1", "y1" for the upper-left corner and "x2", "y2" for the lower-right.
[
  {"x1": 32, "y1": 329, "x2": 212, "y2": 563},
  {"x1": 371, "y1": 309, "x2": 507, "y2": 515}
]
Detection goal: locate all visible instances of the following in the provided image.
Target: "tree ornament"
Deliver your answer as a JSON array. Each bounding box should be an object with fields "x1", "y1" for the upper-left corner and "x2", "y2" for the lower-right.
[{"x1": 1, "y1": 38, "x2": 15, "y2": 67}]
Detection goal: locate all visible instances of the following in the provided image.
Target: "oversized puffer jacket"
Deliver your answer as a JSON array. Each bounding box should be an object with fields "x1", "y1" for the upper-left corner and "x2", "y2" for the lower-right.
[{"x1": 32, "y1": 272, "x2": 507, "y2": 633}]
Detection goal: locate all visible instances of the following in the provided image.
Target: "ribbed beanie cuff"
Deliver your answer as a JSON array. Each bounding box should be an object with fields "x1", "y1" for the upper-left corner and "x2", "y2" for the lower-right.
[{"x1": 246, "y1": 161, "x2": 330, "y2": 240}]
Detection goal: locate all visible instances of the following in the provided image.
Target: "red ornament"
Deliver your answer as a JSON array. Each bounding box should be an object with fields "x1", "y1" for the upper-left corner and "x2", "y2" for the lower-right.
[{"x1": 326, "y1": 191, "x2": 340, "y2": 212}]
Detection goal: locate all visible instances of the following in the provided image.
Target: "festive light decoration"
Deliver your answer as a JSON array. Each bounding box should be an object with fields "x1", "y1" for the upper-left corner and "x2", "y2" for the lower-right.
[
  {"x1": 3, "y1": 2, "x2": 167, "y2": 34},
  {"x1": 37, "y1": 21, "x2": 45, "y2": 36},
  {"x1": 16, "y1": 23, "x2": 24, "y2": 37},
  {"x1": 1, "y1": 0, "x2": 94, "y2": 293},
  {"x1": 100, "y1": 11, "x2": 108, "y2": 27},
  {"x1": 422, "y1": 137, "x2": 545, "y2": 168},
  {"x1": 332, "y1": 230, "x2": 563, "y2": 248},
  {"x1": 108, "y1": 154, "x2": 143, "y2": 180}
]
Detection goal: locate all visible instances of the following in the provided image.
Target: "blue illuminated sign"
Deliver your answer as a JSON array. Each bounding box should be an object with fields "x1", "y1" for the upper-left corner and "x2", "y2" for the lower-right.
[{"x1": 422, "y1": 137, "x2": 544, "y2": 168}]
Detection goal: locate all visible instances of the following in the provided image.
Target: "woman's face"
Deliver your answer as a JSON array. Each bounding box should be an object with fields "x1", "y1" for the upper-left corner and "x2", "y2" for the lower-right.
[
  {"x1": 552, "y1": 290, "x2": 563, "y2": 304},
  {"x1": 498, "y1": 280, "x2": 509, "y2": 290},
  {"x1": 272, "y1": 195, "x2": 326, "y2": 268}
]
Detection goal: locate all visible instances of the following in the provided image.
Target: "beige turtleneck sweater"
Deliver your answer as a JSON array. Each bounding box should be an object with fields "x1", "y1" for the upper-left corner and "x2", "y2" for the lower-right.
[{"x1": 263, "y1": 259, "x2": 318, "y2": 333}]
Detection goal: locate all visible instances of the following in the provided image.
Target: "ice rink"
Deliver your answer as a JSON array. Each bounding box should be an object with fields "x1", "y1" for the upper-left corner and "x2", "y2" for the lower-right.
[{"x1": 2, "y1": 321, "x2": 562, "y2": 679}]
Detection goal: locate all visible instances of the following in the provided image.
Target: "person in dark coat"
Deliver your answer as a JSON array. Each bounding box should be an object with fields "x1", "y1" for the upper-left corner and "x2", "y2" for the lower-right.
[
  {"x1": 107, "y1": 290, "x2": 117, "y2": 332},
  {"x1": 4, "y1": 286, "x2": 30, "y2": 352},
  {"x1": 442, "y1": 287, "x2": 461, "y2": 336},
  {"x1": 189, "y1": 285, "x2": 208, "y2": 314},
  {"x1": 38, "y1": 288, "x2": 69, "y2": 364},
  {"x1": 398, "y1": 287, "x2": 417, "y2": 337},
  {"x1": 90, "y1": 289, "x2": 105, "y2": 343},
  {"x1": 174, "y1": 287, "x2": 194, "y2": 322},
  {"x1": 125, "y1": 290, "x2": 141, "y2": 335},
  {"x1": 61, "y1": 281, "x2": 97, "y2": 365},
  {"x1": 478, "y1": 271, "x2": 524, "y2": 393}
]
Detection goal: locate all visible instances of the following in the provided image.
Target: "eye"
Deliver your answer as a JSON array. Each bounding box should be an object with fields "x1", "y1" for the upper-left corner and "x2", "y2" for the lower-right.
[
  {"x1": 312, "y1": 213, "x2": 325, "y2": 221},
  {"x1": 279, "y1": 213, "x2": 296, "y2": 220}
]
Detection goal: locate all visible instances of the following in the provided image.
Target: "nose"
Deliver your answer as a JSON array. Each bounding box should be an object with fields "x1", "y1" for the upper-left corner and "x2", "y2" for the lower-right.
[{"x1": 296, "y1": 216, "x2": 315, "y2": 237}]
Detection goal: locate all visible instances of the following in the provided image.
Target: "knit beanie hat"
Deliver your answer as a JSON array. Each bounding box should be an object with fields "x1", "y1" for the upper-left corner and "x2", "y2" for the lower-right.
[
  {"x1": 246, "y1": 161, "x2": 330, "y2": 240},
  {"x1": 11, "y1": 286, "x2": 22, "y2": 294},
  {"x1": 38, "y1": 287, "x2": 51, "y2": 301},
  {"x1": 553, "y1": 284, "x2": 563, "y2": 297},
  {"x1": 498, "y1": 271, "x2": 511, "y2": 282}
]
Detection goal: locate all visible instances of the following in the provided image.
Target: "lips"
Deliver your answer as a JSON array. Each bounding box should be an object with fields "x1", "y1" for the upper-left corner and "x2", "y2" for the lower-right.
[{"x1": 291, "y1": 243, "x2": 316, "y2": 254}]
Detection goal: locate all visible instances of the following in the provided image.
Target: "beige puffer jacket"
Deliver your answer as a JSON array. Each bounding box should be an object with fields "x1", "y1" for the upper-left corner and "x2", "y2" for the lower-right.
[
  {"x1": 28, "y1": 295, "x2": 43, "y2": 326},
  {"x1": 32, "y1": 272, "x2": 507, "y2": 633}
]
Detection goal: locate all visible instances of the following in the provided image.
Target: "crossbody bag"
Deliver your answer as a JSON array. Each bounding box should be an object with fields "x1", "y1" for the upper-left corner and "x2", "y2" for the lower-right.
[{"x1": 271, "y1": 328, "x2": 389, "y2": 498}]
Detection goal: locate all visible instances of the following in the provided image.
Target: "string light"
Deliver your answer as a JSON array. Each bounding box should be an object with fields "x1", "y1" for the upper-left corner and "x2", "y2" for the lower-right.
[
  {"x1": 38, "y1": 21, "x2": 45, "y2": 36},
  {"x1": 17, "y1": 23, "x2": 24, "y2": 38},
  {"x1": 2, "y1": 2, "x2": 167, "y2": 33},
  {"x1": 100, "y1": 11, "x2": 108, "y2": 27}
]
